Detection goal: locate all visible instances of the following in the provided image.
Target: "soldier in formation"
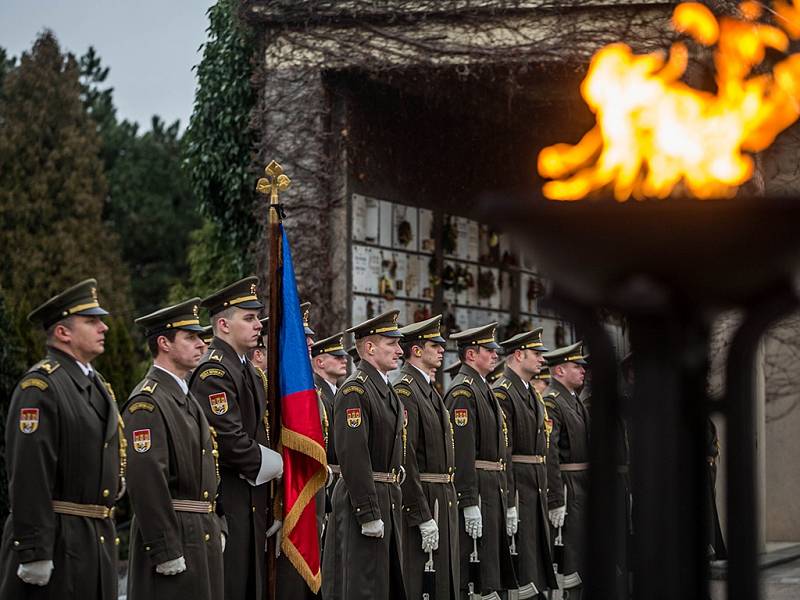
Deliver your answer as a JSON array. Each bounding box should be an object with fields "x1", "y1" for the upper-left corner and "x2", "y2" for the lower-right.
[
  {"x1": 124, "y1": 298, "x2": 225, "y2": 600},
  {"x1": 493, "y1": 329, "x2": 557, "y2": 599},
  {"x1": 0, "y1": 280, "x2": 123, "y2": 599},
  {"x1": 445, "y1": 322, "x2": 517, "y2": 599},
  {"x1": 543, "y1": 341, "x2": 591, "y2": 600},
  {"x1": 394, "y1": 315, "x2": 459, "y2": 600}
]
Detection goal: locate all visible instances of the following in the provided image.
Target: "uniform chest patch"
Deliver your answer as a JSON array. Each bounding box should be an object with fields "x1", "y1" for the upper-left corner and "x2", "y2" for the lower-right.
[
  {"x1": 346, "y1": 407, "x2": 361, "y2": 428},
  {"x1": 454, "y1": 408, "x2": 468, "y2": 427},
  {"x1": 133, "y1": 429, "x2": 151, "y2": 453},
  {"x1": 209, "y1": 392, "x2": 228, "y2": 415},
  {"x1": 19, "y1": 408, "x2": 39, "y2": 434}
]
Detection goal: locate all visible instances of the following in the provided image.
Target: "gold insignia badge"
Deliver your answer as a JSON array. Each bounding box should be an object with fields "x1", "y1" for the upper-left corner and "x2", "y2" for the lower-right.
[
  {"x1": 209, "y1": 350, "x2": 223, "y2": 362},
  {"x1": 454, "y1": 408, "x2": 468, "y2": 427},
  {"x1": 133, "y1": 429, "x2": 151, "y2": 453},
  {"x1": 250, "y1": 283, "x2": 257, "y2": 295},
  {"x1": 128, "y1": 401, "x2": 155, "y2": 414},
  {"x1": 19, "y1": 408, "x2": 39, "y2": 434},
  {"x1": 193, "y1": 304, "x2": 199, "y2": 318},
  {"x1": 21, "y1": 378, "x2": 48, "y2": 391},
  {"x1": 346, "y1": 407, "x2": 361, "y2": 428},
  {"x1": 199, "y1": 368, "x2": 225, "y2": 380},
  {"x1": 91, "y1": 287, "x2": 98, "y2": 302},
  {"x1": 209, "y1": 392, "x2": 228, "y2": 415}
]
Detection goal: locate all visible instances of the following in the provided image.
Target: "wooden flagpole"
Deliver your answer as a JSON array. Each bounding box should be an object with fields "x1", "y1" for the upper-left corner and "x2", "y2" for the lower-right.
[{"x1": 256, "y1": 160, "x2": 291, "y2": 600}]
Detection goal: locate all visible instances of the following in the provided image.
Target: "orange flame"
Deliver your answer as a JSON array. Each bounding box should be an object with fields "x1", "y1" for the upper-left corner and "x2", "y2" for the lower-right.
[{"x1": 537, "y1": 1, "x2": 800, "y2": 201}]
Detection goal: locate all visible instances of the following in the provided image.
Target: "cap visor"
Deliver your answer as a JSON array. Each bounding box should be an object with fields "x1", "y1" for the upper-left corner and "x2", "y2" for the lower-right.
[
  {"x1": 304, "y1": 326, "x2": 316, "y2": 336},
  {"x1": 330, "y1": 349, "x2": 349, "y2": 357},
  {"x1": 180, "y1": 324, "x2": 205, "y2": 333},
  {"x1": 482, "y1": 341, "x2": 502, "y2": 351},
  {"x1": 76, "y1": 306, "x2": 110, "y2": 317}
]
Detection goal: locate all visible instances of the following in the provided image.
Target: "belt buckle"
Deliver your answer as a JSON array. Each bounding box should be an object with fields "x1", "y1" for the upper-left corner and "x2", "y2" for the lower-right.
[{"x1": 500, "y1": 458, "x2": 506, "y2": 471}]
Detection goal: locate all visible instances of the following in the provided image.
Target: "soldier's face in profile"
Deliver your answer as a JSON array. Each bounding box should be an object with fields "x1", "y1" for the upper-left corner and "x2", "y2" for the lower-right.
[
  {"x1": 521, "y1": 349, "x2": 547, "y2": 375},
  {"x1": 221, "y1": 308, "x2": 263, "y2": 352},
  {"x1": 561, "y1": 362, "x2": 586, "y2": 390},
  {"x1": 420, "y1": 341, "x2": 445, "y2": 372},
  {"x1": 58, "y1": 315, "x2": 109, "y2": 362},
  {"x1": 370, "y1": 336, "x2": 403, "y2": 373},
  {"x1": 169, "y1": 330, "x2": 207, "y2": 371},
  {"x1": 319, "y1": 354, "x2": 348, "y2": 379},
  {"x1": 470, "y1": 346, "x2": 497, "y2": 377}
]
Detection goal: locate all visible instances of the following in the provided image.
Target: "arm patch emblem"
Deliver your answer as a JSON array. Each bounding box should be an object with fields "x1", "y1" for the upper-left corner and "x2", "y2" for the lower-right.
[
  {"x1": 19, "y1": 408, "x2": 39, "y2": 434},
  {"x1": 346, "y1": 407, "x2": 361, "y2": 428},
  {"x1": 21, "y1": 378, "x2": 48, "y2": 391},
  {"x1": 494, "y1": 391, "x2": 508, "y2": 401},
  {"x1": 452, "y1": 389, "x2": 472, "y2": 399},
  {"x1": 133, "y1": 429, "x2": 151, "y2": 453},
  {"x1": 396, "y1": 386, "x2": 412, "y2": 397},
  {"x1": 209, "y1": 351, "x2": 224, "y2": 362},
  {"x1": 342, "y1": 385, "x2": 364, "y2": 396},
  {"x1": 209, "y1": 392, "x2": 228, "y2": 415},
  {"x1": 199, "y1": 368, "x2": 226, "y2": 380},
  {"x1": 128, "y1": 401, "x2": 155, "y2": 414},
  {"x1": 454, "y1": 408, "x2": 468, "y2": 427}
]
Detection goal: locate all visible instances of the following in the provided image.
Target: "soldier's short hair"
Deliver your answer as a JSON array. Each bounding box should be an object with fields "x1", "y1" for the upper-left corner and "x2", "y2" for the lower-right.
[
  {"x1": 400, "y1": 339, "x2": 423, "y2": 357},
  {"x1": 45, "y1": 315, "x2": 75, "y2": 344},
  {"x1": 211, "y1": 306, "x2": 238, "y2": 336},
  {"x1": 147, "y1": 329, "x2": 178, "y2": 358}
]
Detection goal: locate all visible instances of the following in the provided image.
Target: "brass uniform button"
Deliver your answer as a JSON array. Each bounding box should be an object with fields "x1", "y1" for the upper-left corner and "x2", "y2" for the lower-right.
[
  {"x1": 204, "y1": 533, "x2": 210, "y2": 542},
  {"x1": 145, "y1": 546, "x2": 151, "y2": 551},
  {"x1": 203, "y1": 491, "x2": 209, "y2": 499},
  {"x1": 115, "y1": 537, "x2": 121, "y2": 546},
  {"x1": 252, "y1": 505, "x2": 256, "y2": 513},
  {"x1": 13, "y1": 540, "x2": 19, "y2": 547},
  {"x1": 99, "y1": 536, "x2": 105, "y2": 544},
  {"x1": 102, "y1": 489, "x2": 110, "y2": 498},
  {"x1": 202, "y1": 449, "x2": 206, "y2": 455}
]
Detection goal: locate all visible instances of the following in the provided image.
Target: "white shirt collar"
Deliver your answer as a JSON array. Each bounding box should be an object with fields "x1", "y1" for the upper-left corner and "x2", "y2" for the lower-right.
[
  {"x1": 378, "y1": 371, "x2": 389, "y2": 385},
  {"x1": 154, "y1": 364, "x2": 189, "y2": 395},
  {"x1": 75, "y1": 360, "x2": 93, "y2": 378},
  {"x1": 410, "y1": 363, "x2": 431, "y2": 384},
  {"x1": 325, "y1": 379, "x2": 337, "y2": 395}
]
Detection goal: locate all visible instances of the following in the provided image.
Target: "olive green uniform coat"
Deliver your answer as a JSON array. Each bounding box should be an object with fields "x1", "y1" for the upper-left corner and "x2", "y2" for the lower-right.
[
  {"x1": 394, "y1": 363, "x2": 459, "y2": 600},
  {"x1": 445, "y1": 363, "x2": 517, "y2": 595},
  {"x1": 544, "y1": 378, "x2": 591, "y2": 588},
  {"x1": 0, "y1": 348, "x2": 122, "y2": 599},
  {"x1": 124, "y1": 365, "x2": 225, "y2": 600},
  {"x1": 322, "y1": 360, "x2": 406, "y2": 600},
  {"x1": 189, "y1": 338, "x2": 272, "y2": 600},
  {"x1": 493, "y1": 367, "x2": 557, "y2": 595}
]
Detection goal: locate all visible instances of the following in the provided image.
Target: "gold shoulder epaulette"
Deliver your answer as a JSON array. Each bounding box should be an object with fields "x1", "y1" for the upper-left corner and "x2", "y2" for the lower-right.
[
  {"x1": 128, "y1": 401, "x2": 155, "y2": 414},
  {"x1": 400, "y1": 374, "x2": 414, "y2": 384},
  {"x1": 140, "y1": 380, "x2": 158, "y2": 394},
  {"x1": 199, "y1": 367, "x2": 226, "y2": 380},
  {"x1": 209, "y1": 350, "x2": 224, "y2": 362},
  {"x1": 21, "y1": 377, "x2": 49, "y2": 391},
  {"x1": 501, "y1": 379, "x2": 512, "y2": 390},
  {"x1": 32, "y1": 359, "x2": 60, "y2": 375},
  {"x1": 396, "y1": 386, "x2": 412, "y2": 397},
  {"x1": 463, "y1": 376, "x2": 474, "y2": 385},
  {"x1": 342, "y1": 384, "x2": 365, "y2": 396}
]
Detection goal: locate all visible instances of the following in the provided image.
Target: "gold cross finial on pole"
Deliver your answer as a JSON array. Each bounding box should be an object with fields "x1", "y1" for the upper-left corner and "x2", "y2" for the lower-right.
[{"x1": 256, "y1": 160, "x2": 291, "y2": 205}]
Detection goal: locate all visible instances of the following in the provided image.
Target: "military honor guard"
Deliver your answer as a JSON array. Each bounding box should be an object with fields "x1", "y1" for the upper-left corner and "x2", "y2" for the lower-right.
[
  {"x1": 542, "y1": 342, "x2": 590, "y2": 599},
  {"x1": 322, "y1": 310, "x2": 407, "y2": 600},
  {"x1": 531, "y1": 367, "x2": 550, "y2": 398},
  {"x1": 124, "y1": 298, "x2": 225, "y2": 600},
  {"x1": 188, "y1": 276, "x2": 283, "y2": 600},
  {"x1": 311, "y1": 332, "x2": 349, "y2": 471},
  {"x1": 445, "y1": 322, "x2": 517, "y2": 599},
  {"x1": 0, "y1": 279, "x2": 123, "y2": 599},
  {"x1": 248, "y1": 317, "x2": 269, "y2": 372},
  {"x1": 394, "y1": 315, "x2": 459, "y2": 600},
  {"x1": 493, "y1": 329, "x2": 557, "y2": 599}
]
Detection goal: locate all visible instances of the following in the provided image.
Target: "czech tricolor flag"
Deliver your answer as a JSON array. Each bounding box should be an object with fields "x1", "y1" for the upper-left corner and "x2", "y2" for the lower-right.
[{"x1": 277, "y1": 224, "x2": 327, "y2": 592}]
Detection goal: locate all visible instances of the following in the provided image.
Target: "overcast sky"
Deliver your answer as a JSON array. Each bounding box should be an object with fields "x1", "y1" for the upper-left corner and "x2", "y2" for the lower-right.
[{"x1": 0, "y1": 0, "x2": 216, "y2": 130}]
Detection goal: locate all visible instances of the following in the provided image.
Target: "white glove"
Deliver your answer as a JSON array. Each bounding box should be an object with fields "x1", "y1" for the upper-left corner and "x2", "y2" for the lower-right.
[
  {"x1": 155, "y1": 556, "x2": 186, "y2": 576},
  {"x1": 463, "y1": 505, "x2": 482, "y2": 539},
  {"x1": 549, "y1": 505, "x2": 566, "y2": 528},
  {"x1": 221, "y1": 532, "x2": 226, "y2": 553},
  {"x1": 506, "y1": 506, "x2": 519, "y2": 536},
  {"x1": 17, "y1": 559, "x2": 54, "y2": 586},
  {"x1": 246, "y1": 445, "x2": 283, "y2": 486},
  {"x1": 361, "y1": 518, "x2": 385, "y2": 538},
  {"x1": 419, "y1": 518, "x2": 439, "y2": 552},
  {"x1": 266, "y1": 519, "x2": 283, "y2": 557}
]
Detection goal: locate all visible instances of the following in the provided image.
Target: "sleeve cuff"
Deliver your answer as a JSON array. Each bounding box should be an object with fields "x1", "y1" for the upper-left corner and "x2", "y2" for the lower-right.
[
  {"x1": 456, "y1": 490, "x2": 478, "y2": 508},
  {"x1": 246, "y1": 445, "x2": 283, "y2": 486},
  {"x1": 402, "y1": 503, "x2": 432, "y2": 527},
  {"x1": 142, "y1": 533, "x2": 183, "y2": 566},
  {"x1": 352, "y1": 495, "x2": 381, "y2": 524}
]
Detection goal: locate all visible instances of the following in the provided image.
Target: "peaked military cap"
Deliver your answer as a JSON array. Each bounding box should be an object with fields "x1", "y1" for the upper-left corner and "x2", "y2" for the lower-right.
[
  {"x1": 200, "y1": 324, "x2": 214, "y2": 345},
  {"x1": 449, "y1": 322, "x2": 501, "y2": 351},
  {"x1": 28, "y1": 278, "x2": 110, "y2": 329},
  {"x1": 543, "y1": 341, "x2": 589, "y2": 366},
  {"x1": 443, "y1": 359, "x2": 462, "y2": 376},
  {"x1": 300, "y1": 302, "x2": 315, "y2": 336},
  {"x1": 398, "y1": 314, "x2": 446, "y2": 345},
  {"x1": 500, "y1": 327, "x2": 549, "y2": 354},
  {"x1": 201, "y1": 276, "x2": 263, "y2": 316},
  {"x1": 488, "y1": 358, "x2": 506, "y2": 383},
  {"x1": 311, "y1": 332, "x2": 348, "y2": 357},
  {"x1": 347, "y1": 309, "x2": 402, "y2": 339},
  {"x1": 135, "y1": 297, "x2": 204, "y2": 337},
  {"x1": 533, "y1": 366, "x2": 551, "y2": 381}
]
